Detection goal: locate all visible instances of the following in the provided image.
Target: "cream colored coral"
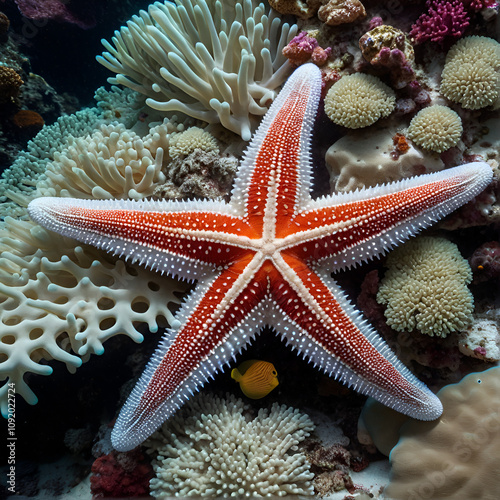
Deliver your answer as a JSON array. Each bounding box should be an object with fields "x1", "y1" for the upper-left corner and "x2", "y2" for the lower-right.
[
  {"x1": 169, "y1": 126, "x2": 219, "y2": 159},
  {"x1": 441, "y1": 36, "x2": 500, "y2": 110},
  {"x1": 0, "y1": 215, "x2": 184, "y2": 417},
  {"x1": 0, "y1": 116, "x2": 193, "y2": 415},
  {"x1": 386, "y1": 367, "x2": 500, "y2": 500},
  {"x1": 407, "y1": 105, "x2": 463, "y2": 153},
  {"x1": 267, "y1": 0, "x2": 320, "y2": 19},
  {"x1": 324, "y1": 73, "x2": 395, "y2": 128},
  {"x1": 97, "y1": 0, "x2": 297, "y2": 141},
  {"x1": 377, "y1": 236, "x2": 473, "y2": 337},
  {"x1": 146, "y1": 393, "x2": 315, "y2": 497},
  {"x1": 325, "y1": 128, "x2": 444, "y2": 192},
  {"x1": 459, "y1": 317, "x2": 500, "y2": 362},
  {"x1": 318, "y1": 0, "x2": 366, "y2": 26}
]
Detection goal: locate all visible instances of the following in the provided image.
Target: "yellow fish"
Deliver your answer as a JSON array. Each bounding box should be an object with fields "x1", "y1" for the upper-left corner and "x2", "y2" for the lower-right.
[{"x1": 231, "y1": 360, "x2": 279, "y2": 399}]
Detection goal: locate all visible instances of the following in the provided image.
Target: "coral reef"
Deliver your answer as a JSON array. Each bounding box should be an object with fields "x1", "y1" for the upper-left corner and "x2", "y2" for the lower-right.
[
  {"x1": 359, "y1": 25, "x2": 415, "y2": 88},
  {"x1": 0, "y1": 11, "x2": 9, "y2": 42},
  {"x1": 469, "y1": 240, "x2": 500, "y2": 283},
  {"x1": 267, "y1": 0, "x2": 321, "y2": 18},
  {"x1": 97, "y1": 0, "x2": 297, "y2": 140},
  {"x1": 377, "y1": 236, "x2": 474, "y2": 337},
  {"x1": 10, "y1": 0, "x2": 97, "y2": 29},
  {"x1": 458, "y1": 317, "x2": 500, "y2": 362},
  {"x1": 90, "y1": 449, "x2": 154, "y2": 498},
  {"x1": 440, "y1": 36, "x2": 500, "y2": 110},
  {"x1": 317, "y1": 0, "x2": 366, "y2": 26},
  {"x1": 168, "y1": 126, "x2": 219, "y2": 159},
  {"x1": 409, "y1": 0, "x2": 470, "y2": 45},
  {"x1": 282, "y1": 31, "x2": 332, "y2": 66},
  {"x1": 386, "y1": 367, "x2": 500, "y2": 500},
  {"x1": 0, "y1": 65, "x2": 23, "y2": 103},
  {"x1": 324, "y1": 73, "x2": 395, "y2": 128},
  {"x1": 146, "y1": 393, "x2": 315, "y2": 497},
  {"x1": 325, "y1": 127, "x2": 444, "y2": 192},
  {"x1": 407, "y1": 105, "x2": 463, "y2": 153}
]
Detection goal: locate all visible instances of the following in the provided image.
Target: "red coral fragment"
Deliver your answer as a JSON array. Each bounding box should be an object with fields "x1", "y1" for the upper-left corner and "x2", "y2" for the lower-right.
[{"x1": 90, "y1": 449, "x2": 153, "y2": 498}]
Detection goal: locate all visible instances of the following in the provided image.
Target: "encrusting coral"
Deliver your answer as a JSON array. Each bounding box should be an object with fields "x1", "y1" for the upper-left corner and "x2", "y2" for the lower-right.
[
  {"x1": 386, "y1": 367, "x2": 500, "y2": 500},
  {"x1": 325, "y1": 128, "x2": 444, "y2": 192},
  {"x1": 377, "y1": 236, "x2": 474, "y2": 337},
  {"x1": 146, "y1": 393, "x2": 315, "y2": 497},
  {"x1": 440, "y1": 36, "x2": 500, "y2": 110},
  {"x1": 324, "y1": 73, "x2": 395, "y2": 128},
  {"x1": 407, "y1": 105, "x2": 463, "y2": 153},
  {"x1": 97, "y1": 0, "x2": 298, "y2": 140},
  {"x1": 168, "y1": 126, "x2": 219, "y2": 159}
]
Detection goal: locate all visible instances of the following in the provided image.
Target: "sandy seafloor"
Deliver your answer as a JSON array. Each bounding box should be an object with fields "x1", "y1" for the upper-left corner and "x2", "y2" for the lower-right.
[{"x1": 1, "y1": 0, "x2": 500, "y2": 499}]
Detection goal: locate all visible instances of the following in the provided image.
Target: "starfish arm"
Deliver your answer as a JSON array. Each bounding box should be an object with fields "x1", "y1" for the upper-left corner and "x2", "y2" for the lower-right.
[
  {"x1": 283, "y1": 162, "x2": 492, "y2": 270},
  {"x1": 28, "y1": 197, "x2": 256, "y2": 281},
  {"x1": 230, "y1": 63, "x2": 322, "y2": 234},
  {"x1": 111, "y1": 254, "x2": 272, "y2": 451},
  {"x1": 272, "y1": 253, "x2": 442, "y2": 420}
]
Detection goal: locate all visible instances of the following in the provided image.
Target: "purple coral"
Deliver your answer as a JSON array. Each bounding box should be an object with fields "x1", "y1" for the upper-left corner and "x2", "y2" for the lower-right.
[
  {"x1": 12, "y1": 0, "x2": 96, "y2": 29},
  {"x1": 410, "y1": 0, "x2": 470, "y2": 45}
]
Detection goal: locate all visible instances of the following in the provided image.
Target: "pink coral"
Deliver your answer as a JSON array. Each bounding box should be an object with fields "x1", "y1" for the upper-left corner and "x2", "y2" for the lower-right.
[
  {"x1": 282, "y1": 31, "x2": 332, "y2": 66},
  {"x1": 465, "y1": 0, "x2": 498, "y2": 10},
  {"x1": 410, "y1": 0, "x2": 470, "y2": 45},
  {"x1": 12, "y1": 0, "x2": 96, "y2": 29}
]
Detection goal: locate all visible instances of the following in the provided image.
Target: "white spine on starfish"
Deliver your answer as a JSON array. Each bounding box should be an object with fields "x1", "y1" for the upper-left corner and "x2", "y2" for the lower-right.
[{"x1": 281, "y1": 161, "x2": 493, "y2": 270}]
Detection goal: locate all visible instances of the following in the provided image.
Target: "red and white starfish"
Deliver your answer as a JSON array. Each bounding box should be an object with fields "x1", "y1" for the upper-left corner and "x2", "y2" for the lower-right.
[{"x1": 29, "y1": 64, "x2": 492, "y2": 451}]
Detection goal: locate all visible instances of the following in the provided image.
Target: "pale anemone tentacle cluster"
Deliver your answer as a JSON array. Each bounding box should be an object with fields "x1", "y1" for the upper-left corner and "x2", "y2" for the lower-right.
[
  {"x1": 440, "y1": 36, "x2": 500, "y2": 110},
  {"x1": 324, "y1": 73, "x2": 396, "y2": 128},
  {"x1": 146, "y1": 393, "x2": 315, "y2": 497},
  {"x1": 97, "y1": 0, "x2": 298, "y2": 140},
  {"x1": 0, "y1": 117, "x2": 193, "y2": 416},
  {"x1": 407, "y1": 105, "x2": 463, "y2": 153},
  {"x1": 377, "y1": 236, "x2": 474, "y2": 337}
]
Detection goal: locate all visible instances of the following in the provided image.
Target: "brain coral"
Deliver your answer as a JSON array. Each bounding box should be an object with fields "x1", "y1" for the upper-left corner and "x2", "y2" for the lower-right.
[
  {"x1": 97, "y1": 0, "x2": 297, "y2": 140},
  {"x1": 386, "y1": 367, "x2": 500, "y2": 500},
  {"x1": 440, "y1": 36, "x2": 500, "y2": 109},
  {"x1": 324, "y1": 73, "x2": 395, "y2": 128},
  {"x1": 168, "y1": 126, "x2": 219, "y2": 159},
  {"x1": 146, "y1": 393, "x2": 315, "y2": 497},
  {"x1": 377, "y1": 236, "x2": 473, "y2": 337},
  {"x1": 407, "y1": 105, "x2": 463, "y2": 153}
]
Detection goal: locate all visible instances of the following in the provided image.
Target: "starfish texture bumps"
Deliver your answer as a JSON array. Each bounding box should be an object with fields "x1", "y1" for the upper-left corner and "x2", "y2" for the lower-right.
[{"x1": 28, "y1": 63, "x2": 492, "y2": 451}]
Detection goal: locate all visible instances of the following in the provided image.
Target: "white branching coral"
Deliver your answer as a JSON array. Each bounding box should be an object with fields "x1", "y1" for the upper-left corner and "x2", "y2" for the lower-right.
[
  {"x1": 0, "y1": 117, "x2": 195, "y2": 416},
  {"x1": 377, "y1": 236, "x2": 473, "y2": 337},
  {"x1": 97, "y1": 0, "x2": 297, "y2": 141},
  {"x1": 146, "y1": 393, "x2": 315, "y2": 497}
]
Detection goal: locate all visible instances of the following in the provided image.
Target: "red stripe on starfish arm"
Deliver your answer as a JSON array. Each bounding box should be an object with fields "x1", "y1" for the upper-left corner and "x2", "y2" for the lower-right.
[
  {"x1": 28, "y1": 197, "x2": 257, "y2": 275},
  {"x1": 232, "y1": 63, "x2": 322, "y2": 233},
  {"x1": 273, "y1": 253, "x2": 442, "y2": 419},
  {"x1": 111, "y1": 253, "x2": 271, "y2": 450},
  {"x1": 281, "y1": 162, "x2": 493, "y2": 269}
]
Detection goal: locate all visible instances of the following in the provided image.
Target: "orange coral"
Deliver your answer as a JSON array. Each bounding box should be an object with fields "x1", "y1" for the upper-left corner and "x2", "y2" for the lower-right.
[
  {"x1": 0, "y1": 66, "x2": 23, "y2": 103},
  {"x1": 11, "y1": 110, "x2": 44, "y2": 136}
]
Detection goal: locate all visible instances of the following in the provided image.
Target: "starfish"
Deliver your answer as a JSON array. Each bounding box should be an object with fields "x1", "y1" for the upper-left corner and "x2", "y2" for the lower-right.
[{"x1": 28, "y1": 63, "x2": 492, "y2": 452}]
